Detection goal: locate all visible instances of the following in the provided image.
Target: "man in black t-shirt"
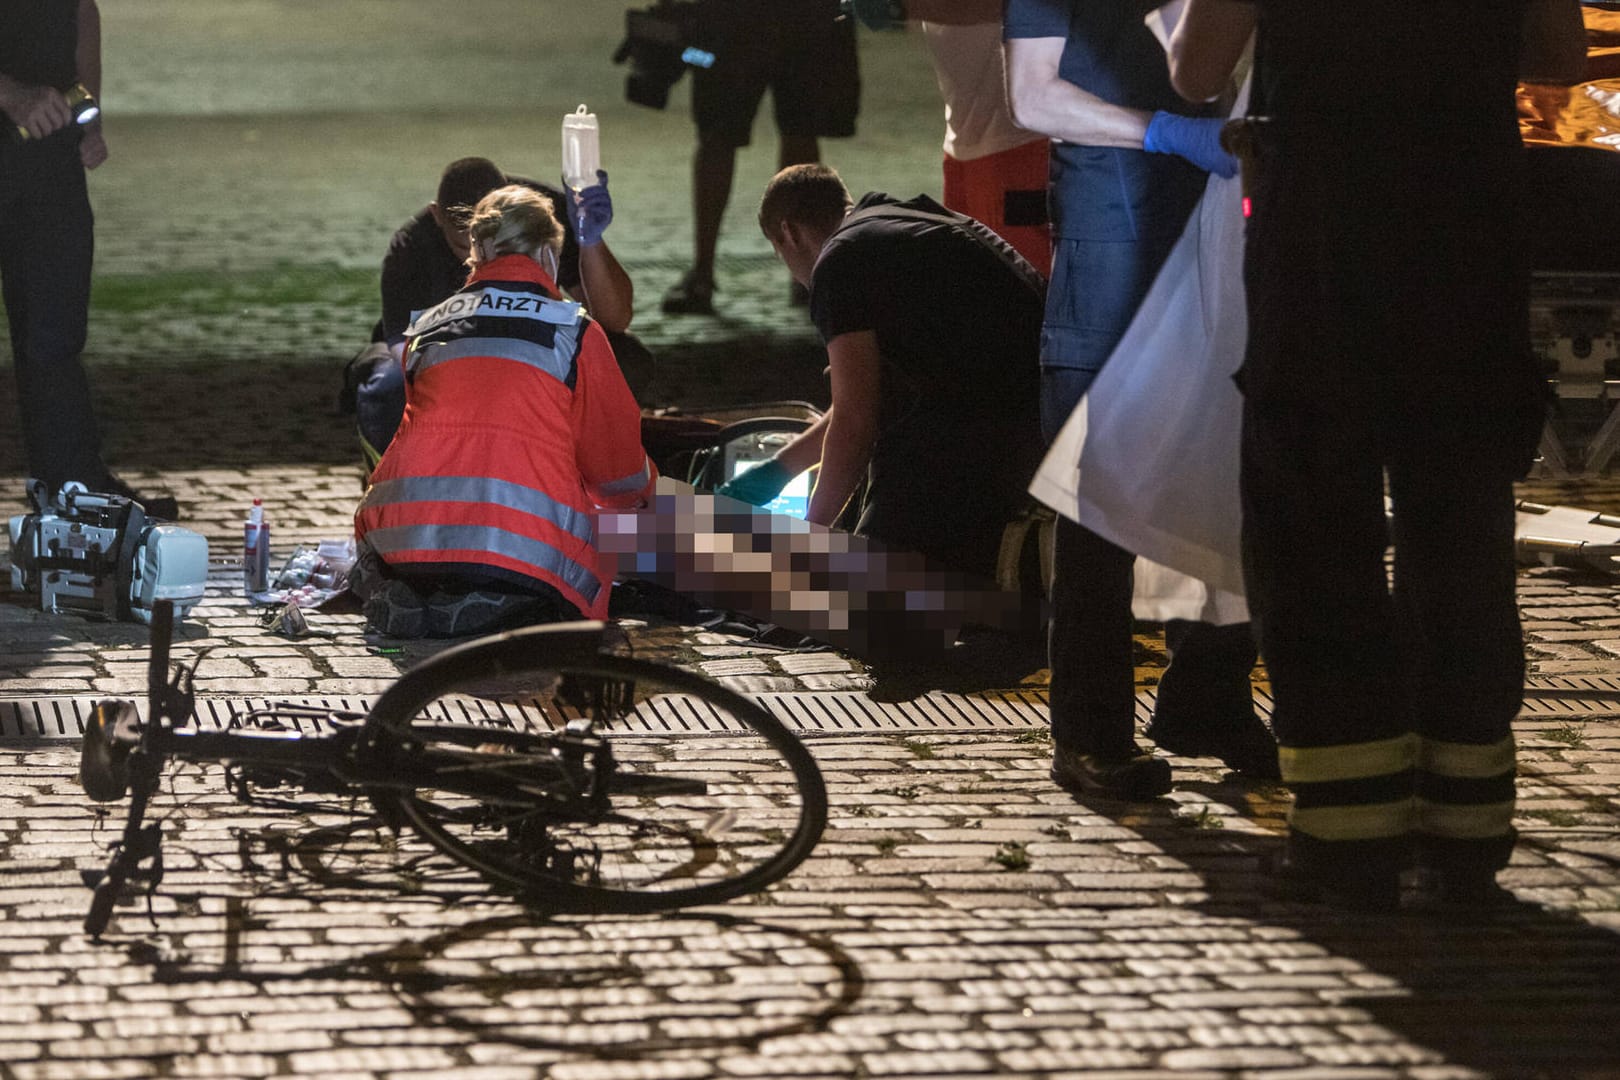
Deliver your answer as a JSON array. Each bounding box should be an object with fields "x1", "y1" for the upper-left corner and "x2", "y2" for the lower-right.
[
  {"x1": 719, "y1": 164, "x2": 1042, "y2": 582},
  {"x1": 351, "y1": 157, "x2": 649, "y2": 464}
]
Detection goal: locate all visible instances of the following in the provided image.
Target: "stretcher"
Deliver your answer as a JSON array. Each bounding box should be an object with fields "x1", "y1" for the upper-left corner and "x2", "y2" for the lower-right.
[{"x1": 1516, "y1": 499, "x2": 1620, "y2": 572}]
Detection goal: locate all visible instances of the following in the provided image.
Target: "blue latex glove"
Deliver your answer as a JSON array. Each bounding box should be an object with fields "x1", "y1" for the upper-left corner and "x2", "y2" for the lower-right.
[
  {"x1": 1142, "y1": 112, "x2": 1238, "y2": 179},
  {"x1": 563, "y1": 169, "x2": 613, "y2": 247},
  {"x1": 714, "y1": 459, "x2": 794, "y2": 506}
]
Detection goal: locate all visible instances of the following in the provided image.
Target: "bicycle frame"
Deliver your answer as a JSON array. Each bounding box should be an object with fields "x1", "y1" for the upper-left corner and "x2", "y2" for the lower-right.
[
  {"x1": 82, "y1": 601, "x2": 611, "y2": 935},
  {"x1": 83, "y1": 599, "x2": 826, "y2": 932}
]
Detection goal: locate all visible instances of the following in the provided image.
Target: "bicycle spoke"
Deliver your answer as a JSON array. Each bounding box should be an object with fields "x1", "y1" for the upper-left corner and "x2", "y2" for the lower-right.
[{"x1": 366, "y1": 652, "x2": 826, "y2": 914}]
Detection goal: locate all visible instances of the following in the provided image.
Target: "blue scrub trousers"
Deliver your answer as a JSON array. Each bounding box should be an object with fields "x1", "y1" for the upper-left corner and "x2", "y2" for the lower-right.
[{"x1": 1042, "y1": 234, "x2": 1257, "y2": 758}]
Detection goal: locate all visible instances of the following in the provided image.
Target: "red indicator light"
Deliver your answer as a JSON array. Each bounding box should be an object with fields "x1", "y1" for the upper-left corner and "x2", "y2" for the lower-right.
[{"x1": 1242, "y1": 196, "x2": 1253, "y2": 218}]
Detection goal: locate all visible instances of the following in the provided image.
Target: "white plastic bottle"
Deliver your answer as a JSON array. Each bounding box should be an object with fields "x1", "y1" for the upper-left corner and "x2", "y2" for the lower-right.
[
  {"x1": 561, "y1": 104, "x2": 600, "y2": 192},
  {"x1": 243, "y1": 499, "x2": 270, "y2": 596}
]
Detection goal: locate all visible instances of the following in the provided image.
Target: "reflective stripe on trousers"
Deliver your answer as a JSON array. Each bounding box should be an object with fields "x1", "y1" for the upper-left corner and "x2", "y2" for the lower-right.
[
  {"x1": 1282, "y1": 733, "x2": 1515, "y2": 844},
  {"x1": 357, "y1": 475, "x2": 602, "y2": 607}
]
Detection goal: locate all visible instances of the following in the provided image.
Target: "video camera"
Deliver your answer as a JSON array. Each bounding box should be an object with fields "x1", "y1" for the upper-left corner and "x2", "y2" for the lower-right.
[
  {"x1": 612, "y1": 0, "x2": 713, "y2": 110},
  {"x1": 7, "y1": 481, "x2": 208, "y2": 624}
]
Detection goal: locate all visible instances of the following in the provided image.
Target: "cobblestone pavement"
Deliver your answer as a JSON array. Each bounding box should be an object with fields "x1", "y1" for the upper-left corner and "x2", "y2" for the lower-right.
[{"x1": 2, "y1": 4, "x2": 1620, "y2": 1076}]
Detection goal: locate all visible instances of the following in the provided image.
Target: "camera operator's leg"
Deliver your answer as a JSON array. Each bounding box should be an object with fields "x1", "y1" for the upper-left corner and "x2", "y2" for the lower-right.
[
  {"x1": 664, "y1": 12, "x2": 770, "y2": 317},
  {"x1": 771, "y1": 6, "x2": 857, "y2": 306}
]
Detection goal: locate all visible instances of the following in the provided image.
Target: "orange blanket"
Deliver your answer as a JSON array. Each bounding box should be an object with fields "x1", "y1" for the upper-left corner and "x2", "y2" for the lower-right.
[{"x1": 1520, "y1": 5, "x2": 1620, "y2": 150}]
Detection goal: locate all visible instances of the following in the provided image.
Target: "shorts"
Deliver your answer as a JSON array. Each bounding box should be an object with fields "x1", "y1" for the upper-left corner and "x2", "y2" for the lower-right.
[
  {"x1": 691, "y1": 0, "x2": 859, "y2": 147},
  {"x1": 941, "y1": 141, "x2": 1052, "y2": 276}
]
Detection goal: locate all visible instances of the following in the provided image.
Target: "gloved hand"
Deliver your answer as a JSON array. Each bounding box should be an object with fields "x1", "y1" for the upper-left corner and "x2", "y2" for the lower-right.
[
  {"x1": 714, "y1": 458, "x2": 794, "y2": 506},
  {"x1": 563, "y1": 169, "x2": 613, "y2": 248},
  {"x1": 1143, "y1": 112, "x2": 1239, "y2": 179}
]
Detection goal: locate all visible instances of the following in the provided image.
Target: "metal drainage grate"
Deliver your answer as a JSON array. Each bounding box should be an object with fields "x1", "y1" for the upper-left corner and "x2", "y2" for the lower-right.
[
  {"x1": 1522, "y1": 675, "x2": 1620, "y2": 717},
  {"x1": 0, "y1": 689, "x2": 1053, "y2": 743},
  {"x1": 8, "y1": 678, "x2": 1612, "y2": 745}
]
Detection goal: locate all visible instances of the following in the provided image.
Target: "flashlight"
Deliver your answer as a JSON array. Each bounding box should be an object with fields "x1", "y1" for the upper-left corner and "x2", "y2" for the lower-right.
[{"x1": 14, "y1": 83, "x2": 99, "y2": 140}]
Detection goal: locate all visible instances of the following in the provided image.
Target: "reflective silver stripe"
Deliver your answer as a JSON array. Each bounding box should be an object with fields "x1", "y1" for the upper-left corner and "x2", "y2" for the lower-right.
[
  {"x1": 1417, "y1": 798, "x2": 1516, "y2": 840},
  {"x1": 406, "y1": 288, "x2": 582, "y2": 337},
  {"x1": 475, "y1": 287, "x2": 581, "y2": 324},
  {"x1": 1290, "y1": 799, "x2": 1416, "y2": 842},
  {"x1": 551, "y1": 317, "x2": 581, "y2": 372},
  {"x1": 1420, "y1": 735, "x2": 1516, "y2": 780},
  {"x1": 360, "y1": 476, "x2": 594, "y2": 544},
  {"x1": 597, "y1": 455, "x2": 653, "y2": 496},
  {"x1": 409, "y1": 337, "x2": 573, "y2": 383},
  {"x1": 406, "y1": 290, "x2": 486, "y2": 337},
  {"x1": 363, "y1": 523, "x2": 601, "y2": 604},
  {"x1": 408, "y1": 291, "x2": 586, "y2": 338},
  {"x1": 1279, "y1": 733, "x2": 1418, "y2": 785}
]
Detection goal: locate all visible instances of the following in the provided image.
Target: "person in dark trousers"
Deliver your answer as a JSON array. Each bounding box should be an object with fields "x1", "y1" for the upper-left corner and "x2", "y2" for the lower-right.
[
  {"x1": 1003, "y1": 0, "x2": 1277, "y2": 801},
  {"x1": 660, "y1": 0, "x2": 859, "y2": 315},
  {"x1": 351, "y1": 157, "x2": 649, "y2": 468},
  {"x1": 718, "y1": 164, "x2": 1043, "y2": 584},
  {"x1": 0, "y1": 0, "x2": 177, "y2": 519},
  {"x1": 1169, "y1": 0, "x2": 1587, "y2": 910}
]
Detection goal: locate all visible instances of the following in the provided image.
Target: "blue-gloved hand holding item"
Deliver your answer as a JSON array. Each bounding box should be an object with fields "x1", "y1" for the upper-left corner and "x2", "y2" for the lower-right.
[
  {"x1": 714, "y1": 458, "x2": 794, "y2": 506},
  {"x1": 1143, "y1": 112, "x2": 1239, "y2": 179},
  {"x1": 564, "y1": 169, "x2": 613, "y2": 248}
]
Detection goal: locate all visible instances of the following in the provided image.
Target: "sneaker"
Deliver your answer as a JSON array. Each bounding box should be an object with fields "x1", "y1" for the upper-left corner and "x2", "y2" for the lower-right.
[
  {"x1": 1146, "y1": 714, "x2": 1281, "y2": 781},
  {"x1": 362, "y1": 579, "x2": 428, "y2": 638},
  {"x1": 1050, "y1": 744, "x2": 1172, "y2": 801},
  {"x1": 424, "y1": 589, "x2": 541, "y2": 638},
  {"x1": 661, "y1": 270, "x2": 716, "y2": 315}
]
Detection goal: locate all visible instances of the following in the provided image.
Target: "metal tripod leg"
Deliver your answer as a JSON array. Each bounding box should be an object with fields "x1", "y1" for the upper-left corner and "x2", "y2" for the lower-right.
[
  {"x1": 1538, "y1": 420, "x2": 1572, "y2": 478},
  {"x1": 1585, "y1": 396, "x2": 1620, "y2": 473}
]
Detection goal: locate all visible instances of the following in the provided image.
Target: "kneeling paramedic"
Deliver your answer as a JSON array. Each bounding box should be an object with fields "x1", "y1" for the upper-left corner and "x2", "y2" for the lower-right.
[
  {"x1": 353, "y1": 185, "x2": 656, "y2": 638},
  {"x1": 719, "y1": 164, "x2": 1044, "y2": 584}
]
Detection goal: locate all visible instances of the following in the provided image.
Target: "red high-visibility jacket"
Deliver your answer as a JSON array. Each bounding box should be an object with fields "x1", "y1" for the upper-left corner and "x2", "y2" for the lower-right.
[{"x1": 354, "y1": 253, "x2": 654, "y2": 618}]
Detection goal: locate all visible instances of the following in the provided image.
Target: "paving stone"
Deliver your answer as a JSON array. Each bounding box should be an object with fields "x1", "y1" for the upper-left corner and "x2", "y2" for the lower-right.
[{"x1": 1, "y1": 16, "x2": 1619, "y2": 1075}]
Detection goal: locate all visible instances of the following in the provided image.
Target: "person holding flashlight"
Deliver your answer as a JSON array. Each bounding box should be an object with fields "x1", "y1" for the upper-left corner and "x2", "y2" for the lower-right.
[{"x1": 0, "y1": 1, "x2": 177, "y2": 517}]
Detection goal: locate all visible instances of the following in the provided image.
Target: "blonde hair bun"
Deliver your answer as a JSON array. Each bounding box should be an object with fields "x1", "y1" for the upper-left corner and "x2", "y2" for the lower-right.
[{"x1": 465, "y1": 185, "x2": 565, "y2": 266}]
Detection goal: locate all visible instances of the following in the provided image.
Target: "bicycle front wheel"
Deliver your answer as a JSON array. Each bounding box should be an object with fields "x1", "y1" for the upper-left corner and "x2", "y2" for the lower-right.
[{"x1": 359, "y1": 626, "x2": 826, "y2": 914}]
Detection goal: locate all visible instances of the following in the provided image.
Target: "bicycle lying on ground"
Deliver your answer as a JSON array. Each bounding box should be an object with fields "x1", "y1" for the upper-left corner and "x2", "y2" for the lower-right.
[{"x1": 79, "y1": 601, "x2": 827, "y2": 936}]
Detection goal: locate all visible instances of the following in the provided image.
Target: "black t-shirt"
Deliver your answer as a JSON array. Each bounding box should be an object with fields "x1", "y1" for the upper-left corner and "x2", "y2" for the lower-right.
[
  {"x1": 374, "y1": 176, "x2": 583, "y2": 344},
  {"x1": 0, "y1": 0, "x2": 77, "y2": 87},
  {"x1": 809, "y1": 192, "x2": 1044, "y2": 536},
  {"x1": 1002, "y1": 0, "x2": 1212, "y2": 241}
]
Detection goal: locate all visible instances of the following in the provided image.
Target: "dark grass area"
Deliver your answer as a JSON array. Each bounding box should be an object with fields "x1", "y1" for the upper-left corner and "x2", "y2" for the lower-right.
[
  {"x1": 0, "y1": 338, "x2": 830, "y2": 472},
  {"x1": 88, "y1": 265, "x2": 377, "y2": 316}
]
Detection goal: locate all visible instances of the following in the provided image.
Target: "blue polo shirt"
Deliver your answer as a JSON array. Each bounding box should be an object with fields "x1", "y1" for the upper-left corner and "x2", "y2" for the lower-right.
[{"x1": 1003, "y1": 0, "x2": 1211, "y2": 242}]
